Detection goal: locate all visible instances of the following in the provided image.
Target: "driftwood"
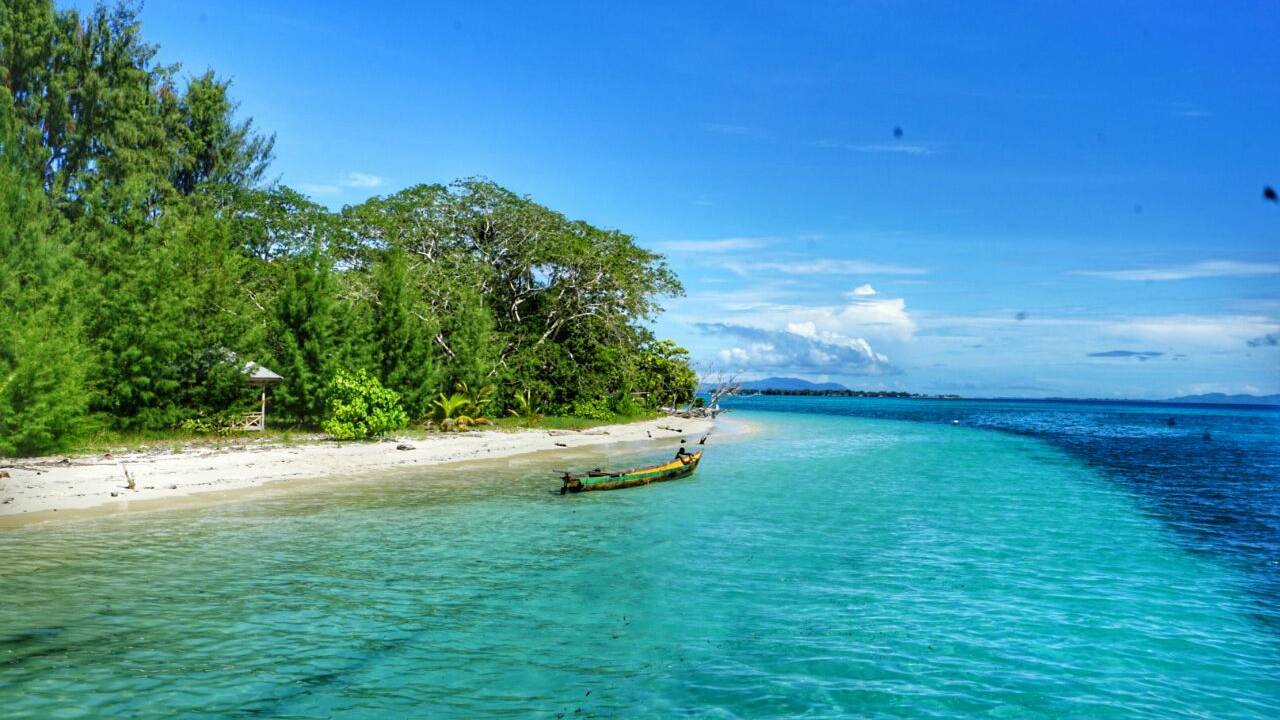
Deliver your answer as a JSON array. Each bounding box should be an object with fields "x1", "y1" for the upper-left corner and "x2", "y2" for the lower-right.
[
  {"x1": 666, "y1": 406, "x2": 723, "y2": 419},
  {"x1": 662, "y1": 367, "x2": 740, "y2": 420}
]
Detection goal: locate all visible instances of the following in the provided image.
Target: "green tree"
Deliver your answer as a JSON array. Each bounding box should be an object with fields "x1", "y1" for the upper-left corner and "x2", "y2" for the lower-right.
[
  {"x1": 167, "y1": 70, "x2": 273, "y2": 197},
  {"x1": 2, "y1": 0, "x2": 697, "y2": 439},
  {"x1": 368, "y1": 247, "x2": 442, "y2": 419},
  {"x1": 0, "y1": 115, "x2": 90, "y2": 455},
  {"x1": 635, "y1": 340, "x2": 697, "y2": 408},
  {"x1": 270, "y1": 247, "x2": 342, "y2": 424}
]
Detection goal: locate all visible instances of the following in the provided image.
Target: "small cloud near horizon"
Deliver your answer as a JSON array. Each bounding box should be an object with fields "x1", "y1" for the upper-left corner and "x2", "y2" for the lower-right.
[
  {"x1": 653, "y1": 237, "x2": 770, "y2": 253},
  {"x1": 728, "y1": 259, "x2": 928, "y2": 276},
  {"x1": 1087, "y1": 350, "x2": 1164, "y2": 361},
  {"x1": 1169, "y1": 103, "x2": 1211, "y2": 118},
  {"x1": 298, "y1": 183, "x2": 339, "y2": 196},
  {"x1": 1247, "y1": 332, "x2": 1279, "y2": 348},
  {"x1": 340, "y1": 171, "x2": 383, "y2": 188},
  {"x1": 810, "y1": 139, "x2": 936, "y2": 155},
  {"x1": 1073, "y1": 260, "x2": 1280, "y2": 281},
  {"x1": 850, "y1": 284, "x2": 877, "y2": 296},
  {"x1": 298, "y1": 170, "x2": 384, "y2": 197},
  {"x1": 701, "y1": 122, "x2": 758, "y2": 137}
]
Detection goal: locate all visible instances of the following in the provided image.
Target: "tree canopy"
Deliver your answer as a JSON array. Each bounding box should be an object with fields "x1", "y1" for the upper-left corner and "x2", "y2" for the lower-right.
[{"x1": 0, "y1": 0, "x2": 696, "y2": 455}]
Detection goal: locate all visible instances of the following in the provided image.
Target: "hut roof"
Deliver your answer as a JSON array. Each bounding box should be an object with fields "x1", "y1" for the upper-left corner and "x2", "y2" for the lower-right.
[{"x1": 241, "y1": 361, "x2": 283, "y2": 384}]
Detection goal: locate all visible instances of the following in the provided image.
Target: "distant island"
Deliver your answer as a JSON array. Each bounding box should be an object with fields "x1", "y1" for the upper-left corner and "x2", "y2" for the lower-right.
[
  {"x1": 698, "y1": 377, "x2": 959, "y2": 399},
  {"x1": 738, "y1": 377, "x2": 848, "y2": 391},
  {"x1": 1164, "y1": 393, "x2": 1280, "y2": 406},
  {"x1": 742, "y1": 389, "x2": 963, "y2": 399},
  {"x1": 701, "y1": 379, "x2": 1280, "y2": 406}
]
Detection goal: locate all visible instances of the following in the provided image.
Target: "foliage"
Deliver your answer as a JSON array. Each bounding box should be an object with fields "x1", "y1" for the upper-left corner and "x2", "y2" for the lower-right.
[
  {"x1": 634, "y1": 340, "x2": 698, "y2": 408},
  {"x1": 0, "y1": 1, "x2": 697, "y2": 456},
  {"x1": 369, "y1": 247, "x2": 441, "y2": 420},
  {"x1": 428, "y1": 382, "x2": 494, "y2": 431},
  {"x1": 506, "y1": 389, "x2": 544, "y2": 426},
  {"x1": 178, "y1": 410, "x2": 244, "y2": 437},
  {"x1": 569, "y1": 397, "x2": 613, "y2": 421},
  {"x1": 0, "y1": 120, "x2": 90, "y2": 456},
  {"x1": 321, "y1": 370, "x2": 408, "y2": 440},
  {"x1": 269, "y1": 247, "x2": 343, "y2": 425}
]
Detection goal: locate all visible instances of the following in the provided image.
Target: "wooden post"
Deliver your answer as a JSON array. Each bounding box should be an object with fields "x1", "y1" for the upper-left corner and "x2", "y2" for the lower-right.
[{"x1": 261, "y1": 389, "x2": 267, "y2": 431}]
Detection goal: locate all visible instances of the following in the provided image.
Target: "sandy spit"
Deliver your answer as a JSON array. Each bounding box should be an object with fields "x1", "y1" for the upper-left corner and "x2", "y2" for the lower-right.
[{"x1": 0, "y1": 416, "x2": 719, "y2": 525}]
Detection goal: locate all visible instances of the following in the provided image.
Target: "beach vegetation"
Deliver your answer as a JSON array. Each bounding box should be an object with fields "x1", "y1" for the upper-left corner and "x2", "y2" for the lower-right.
[
  {"x1": 178, "y1": 411, "x2": 245, "y2": 437},
  {"x1": 568, "y1": 398, "x2": 614, "y2": 421},
  {"x1": 321, "y1": 370, "x2": 409, "y2": 440},
  {"x1": 506, "y1": 389, "x2": 544, "y2": 426},
  {"x1": 633, "y1": 340, "x2": 699, "y2": 409},
  {"x1": 0, "y1": 117, "x2": 90, "y2": 456},
  {"x1": 0, "y1": 0, "x2": 695, "y2": 457},
  {"x1": 428, "y1": 384, "x2": 493, "y2": 432}
]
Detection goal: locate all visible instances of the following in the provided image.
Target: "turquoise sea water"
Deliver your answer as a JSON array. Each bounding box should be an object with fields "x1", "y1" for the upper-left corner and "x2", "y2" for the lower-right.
[{"x1": 3, "y1": 401, "x2": 1279, "y2": 718}]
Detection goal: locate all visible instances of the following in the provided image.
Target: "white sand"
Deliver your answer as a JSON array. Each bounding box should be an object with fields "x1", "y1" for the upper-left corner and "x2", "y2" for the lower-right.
[{"x1": 0, "y1": 416, "x2": 721, "y2": 523}]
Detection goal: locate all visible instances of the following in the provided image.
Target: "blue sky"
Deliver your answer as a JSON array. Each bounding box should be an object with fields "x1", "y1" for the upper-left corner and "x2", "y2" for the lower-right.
[{"x1": 100, "y1": 0, "x2": 1278, "y2": 398}]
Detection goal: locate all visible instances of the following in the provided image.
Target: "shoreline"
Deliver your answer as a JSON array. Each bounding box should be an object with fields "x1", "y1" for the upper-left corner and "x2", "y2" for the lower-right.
[{"x1": 0, "y1": 416, "x2": 757, "y2": 529}]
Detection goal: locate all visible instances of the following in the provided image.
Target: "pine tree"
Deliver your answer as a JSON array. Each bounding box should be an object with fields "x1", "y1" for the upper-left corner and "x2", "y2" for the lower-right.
[
  {"x1": 270, "y1": 248, "x2": 340, "y2": 424},
  {"x1": 369, "y1": 248, "x2": 442, "y2": 420},
  {"x1": 0, "y1": 117, "x2": 90, "y2": 455}
]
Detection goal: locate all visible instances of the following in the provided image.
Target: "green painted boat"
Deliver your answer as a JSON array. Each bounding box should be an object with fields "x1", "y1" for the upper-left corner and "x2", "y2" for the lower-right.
[{"x1": 560, "y1": 449, "x2": 702, "y2": 494}]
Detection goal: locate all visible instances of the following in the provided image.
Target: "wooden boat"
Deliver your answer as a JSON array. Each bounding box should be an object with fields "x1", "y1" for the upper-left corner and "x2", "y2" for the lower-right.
[{"x1": 560, "y1": 449, "x2": 702, "y2": 494}]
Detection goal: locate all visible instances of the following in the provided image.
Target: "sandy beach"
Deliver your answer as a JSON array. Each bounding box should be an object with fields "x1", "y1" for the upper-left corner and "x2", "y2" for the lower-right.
[{"x1": 0, "y1": 416, "x2": 726, "y2": 525}]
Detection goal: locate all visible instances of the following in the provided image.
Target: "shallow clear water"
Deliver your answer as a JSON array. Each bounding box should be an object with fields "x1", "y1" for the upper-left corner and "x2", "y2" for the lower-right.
[{"x1": 3, "y1": 403, "x2": 1279, "y2": 718}]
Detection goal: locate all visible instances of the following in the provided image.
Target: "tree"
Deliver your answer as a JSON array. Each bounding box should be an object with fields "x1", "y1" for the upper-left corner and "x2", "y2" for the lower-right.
[
  {"x1": 167, "y1": 70, "x2": 273, "y2": 197},
  {"x1": 270, "y1": 247, "x2": 342, "y2": 424},
  {"x1": 341, "y1": 178, "x2": 688, "y2": 413},
  {"x1": 634, "y1": 340, "x2": 697, "y2": 408},
  {"x1": 368, "y1": 247, "x2": 442, "y2": 419},
  {"x1": 1, "y1": 1, "x2": 698, "y2": 443},
  {"x1": 0, "y1": 112, "x2": 90, "y2": 455}
]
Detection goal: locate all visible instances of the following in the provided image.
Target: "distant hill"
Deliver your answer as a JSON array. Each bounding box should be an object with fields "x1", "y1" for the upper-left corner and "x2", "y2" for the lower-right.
[
  {"x1": 1165, "y1": 393, "x2": 1280, "y2": 406},
  {"x1": 737, "y1": 377, "x2": 848, "y2": 391}
]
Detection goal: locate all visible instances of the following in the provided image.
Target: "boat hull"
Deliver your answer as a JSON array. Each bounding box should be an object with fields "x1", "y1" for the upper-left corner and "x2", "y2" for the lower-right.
[{"x1": 561, "y1": 452, "x2": 701, "y2": 493}]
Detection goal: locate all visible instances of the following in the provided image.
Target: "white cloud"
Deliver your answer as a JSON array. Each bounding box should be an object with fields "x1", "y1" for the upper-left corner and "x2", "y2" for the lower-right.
[
  {"x1": 728, "y1": 259, "x2": 928, "y2": 276},
  {"x1": 1169, "y1": 103, "x2": 1211, "y2": 118},
  {"x1": 701, "y1": 123, "x2": 757, "y2": 136},
  {"x1": 653, "y1": 237, "x2": 771, "y2": 253},
  {"x1": 723, "y1": 295, "x2": 918, "y2": 344},
  {"x1": 850, "y1": 284, "x2": 877, "y2": 296},
  {"x1": 810, "y1": 140, "x2": 936, "y2": 155},
  {"x1": 851, "y1": 144, "x2": 935, "y2": 155},
  {"x1": 340, "y1": 171, "x2": 383, "y2": 188},
  {"x1": 1174, "y1": 382, "x2": 1238, "y2": 396},
  {"x1": 1105, "y1": 315, "x2": 1276, "y2": 349},
  {"x1": 298, "y1": 183, "x2": 340, "y2": 196},
  {"x1": 680, "y1": 284, "x2": 919, "y2": 343},
  {"x1": 912, "y1": 309, "x2": 1278, "y2": 354},
  {"x1": 1074, "y1": 260, "x2": 1280, "y2": 281},
  {"x1": 697, "y1": 323, "x2": 899, "y2": 375},
  {"x1": 299, "y1": 170, "x2": 384, "y2": 196}
]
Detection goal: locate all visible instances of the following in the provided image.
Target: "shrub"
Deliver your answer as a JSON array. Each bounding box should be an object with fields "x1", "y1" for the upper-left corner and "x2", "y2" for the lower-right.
[
  {"x1": 427, "y1": 382, "x2": 494, "y2": 432},
  {"x1": 506, "y1": 389, "x2": 544, "y2": 426},
  {"x1": 322, "y1": 370, "x2": 408, "y2": 440},
  {"x1": 178, "y1": 410, "x2": 244, "y2": 437},
  {"x1": 569, "y1": 397, "x2": 612, "y2": 421},
  {"x1": 610, "y1": 394, "x2": 643, "y2": 417}
]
